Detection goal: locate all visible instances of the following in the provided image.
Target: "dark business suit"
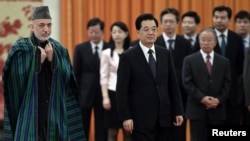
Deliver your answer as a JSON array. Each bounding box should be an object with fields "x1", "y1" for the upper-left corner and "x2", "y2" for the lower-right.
[
  {"x1": 155, "y1": 34, "x2": 192, "y2": 141},
  {"x1": 183, "y1": 35, "x2": 200, "y2": 53},
  {"x1": 243, "y1": 48, "x2": 250, "y2": 125},
  {"x1": 116, "y1": 44, "x2": 184, "y2": 141},
  {"x1": 73, "y1": 41, "x2": 109, "y2": 141},
  {"x1": 182, "y1": 51, "x2": 231, "y2": 141},
  {"x1": 130, "y1": 39, "x2": 139, "y2": 47},
  {"x1": 195, "y1": 29, "x2": 244, "y2": 125}
]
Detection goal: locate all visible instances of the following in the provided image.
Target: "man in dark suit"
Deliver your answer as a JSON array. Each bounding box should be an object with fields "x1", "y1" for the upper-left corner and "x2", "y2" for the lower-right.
[
  {"x1": 181, "y1": 11, "x2": 201, "y2": 52},
  {"x1": 182, "y1": 28, "x2": 231, "y2": 141},
  {"x1": 243, "y1": 48, "x2": 250, "y2": 125},
  {"x1": 116, "y1": 13, "x2": 184, "y2": 141},
  {"x1": 73, "y1": 17, "x2": 109, "y2": 141},
  {"x1": 155, "y1": 8, "x2": 191, "y2": 141},
  {"x1": 195, "y1": 6, "x2": 245, "y2": 125},
  {"x1": 212, "y1": 5, "x2": 245, "y2": 125},
  {"x1": 235, "y1": 10, "x2": 250, "y2": 125}
]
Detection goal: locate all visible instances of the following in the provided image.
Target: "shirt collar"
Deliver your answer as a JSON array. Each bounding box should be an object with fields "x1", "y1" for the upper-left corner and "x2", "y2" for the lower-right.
[
  {"x1": 139, "y1": 41, "x2": 156, "y2": 55},
  {"x1": 200, "y1": 50, "x2": 214, "y2": 61},
  {"x1": 162, "y1": 32, "x2": 176, "y2": 41},
  {"x1": 214, "y1": 28, "x2": 228, "y2": 38},
  {"x1": 184, "y1": 34, "x2": 197, "y2": 41},
  {"x1": 90, "y1": 40, "x2": 104, "y2": 50}
]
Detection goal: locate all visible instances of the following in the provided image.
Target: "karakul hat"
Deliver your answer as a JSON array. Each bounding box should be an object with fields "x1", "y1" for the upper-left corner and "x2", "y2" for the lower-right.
[{"x1": 32, "y1": 6, "x2": 52, "y2": 20}]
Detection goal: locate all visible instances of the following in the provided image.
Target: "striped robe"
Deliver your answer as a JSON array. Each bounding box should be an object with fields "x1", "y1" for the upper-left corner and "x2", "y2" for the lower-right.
[{"x1": 2, "y1": 37, "x2": 86, "y2": 141}]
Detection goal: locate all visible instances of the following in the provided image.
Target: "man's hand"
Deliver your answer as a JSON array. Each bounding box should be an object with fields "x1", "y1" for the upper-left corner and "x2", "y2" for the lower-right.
[
  {"x1": 102, "y1": 97, "x2": 111, "y2": 110},
  {"x1": 38, "y1": 46, "x2": 46, "y2": 63},
  {"x1": 45, "y1": 42, "x2": 53, "y2": 62},
  {"x1": 201, "y1": 96, "x2": 219, "y2": 109},
  {"x1": 123, "y1": 119, "x2": 133, "y2": 134},
  {"x1": 173, "y1": 115, "x2": 183, "y2": 126}
]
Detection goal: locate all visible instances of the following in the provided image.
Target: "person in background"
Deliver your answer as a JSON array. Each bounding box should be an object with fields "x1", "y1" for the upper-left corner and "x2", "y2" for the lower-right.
[
  {"x1": 234, "y1": 10, "x2": 250, "y2": 125},
  {"x1": 155, "y1": 7, "x2": 191, "y2": 141},
  {"x1": 182, "y1": 28, "x2": 231, "y2": 141},
  {"x1": 183, "y1": 5, "x2": 245, "y2": 125},
  {"x1": 243, "y1": 41, "x2": 250, "y2": 125},
  {"x1": 73, "y1": 17, "x2": 109, "y2": 141},
  {"x1": 116, "y1": 13, "x2": 184, "y2": 141},
  {"x1": 235, "y1": 10, "x2": 250, "y2": 52},
  {"x1": 2, "y1": 6, "x2": 86, "y2": 141},
  {"x1": 100, "y1": 21, "x2": 132, "y2": 141},
  {"x1": 212, "y1": 5, "x2": 244, "y2": 125},
  {"x1": 181, "y1": 11, "x2": 201, "y2": 51}
]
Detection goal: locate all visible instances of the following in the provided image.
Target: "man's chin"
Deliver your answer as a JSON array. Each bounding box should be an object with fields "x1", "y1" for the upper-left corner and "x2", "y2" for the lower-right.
[{"x1": 39, "y1": 37, "x2": 49, "y2": 42}]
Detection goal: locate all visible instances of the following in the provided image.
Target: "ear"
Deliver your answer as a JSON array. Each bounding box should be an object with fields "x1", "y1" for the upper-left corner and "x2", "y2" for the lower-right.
[
  {"x1": 29, "y1": 22, "x2": 34, "y2": 31},
  {"x1": 137, "y1": 30, "x2": 140, "y2": 38}
]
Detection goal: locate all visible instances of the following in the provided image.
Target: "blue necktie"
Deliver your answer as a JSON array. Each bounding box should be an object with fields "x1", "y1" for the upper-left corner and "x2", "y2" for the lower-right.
[
  {"x1": 220, "y1": 34, "x2": 226, "y2": 56},
  {"x1": 148, "y1": 49, "x2": 156, "y2": 79},
  {"x1": 168, "y1": 39, "x2": 174, "y2": 54}
]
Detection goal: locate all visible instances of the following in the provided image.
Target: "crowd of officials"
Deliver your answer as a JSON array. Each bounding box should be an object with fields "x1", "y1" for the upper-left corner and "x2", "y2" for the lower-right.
[{"x1": 2, "y1": 4, "x2": 250, "y2": 141}]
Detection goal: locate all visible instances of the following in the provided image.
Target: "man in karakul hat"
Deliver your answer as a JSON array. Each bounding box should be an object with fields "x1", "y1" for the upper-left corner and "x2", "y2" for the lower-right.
[{"x1": 2, "y1": 6, "x2": 86, "y2": 141}]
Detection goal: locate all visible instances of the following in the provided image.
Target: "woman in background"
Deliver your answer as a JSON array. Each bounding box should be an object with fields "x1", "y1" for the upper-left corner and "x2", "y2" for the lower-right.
[{"x1": 100, "y1": 21, "x2": 131, "y2": 141}]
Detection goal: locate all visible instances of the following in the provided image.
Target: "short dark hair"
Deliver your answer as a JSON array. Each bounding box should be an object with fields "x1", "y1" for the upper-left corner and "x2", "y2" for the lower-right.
[
  {"x1": 160, "y1": 8, "x2": 180, "y2": 22},
  {"x1": 234, "y1": 10, "x2": 250, "y2": 22},
  {"x1": 87, "y1": 17, "x2": 105, "y2": 31},
  {"x1": 212, "y1": 5, "x2": 232, "y2": 19},
  {"x1": 135, "y1": 13, "x2": 158, "y2": 30},
  {"x1": 181, "y1": 11, "x2": 200, "y2": 24}
]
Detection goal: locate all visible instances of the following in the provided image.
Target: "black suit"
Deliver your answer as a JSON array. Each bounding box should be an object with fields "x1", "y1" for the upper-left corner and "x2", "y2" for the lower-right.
[
  {"x1": 243, "y1": 48, "x2": 250, "y2": 125},
  {"x1": 195, "y1": 29, "x2": 244, "y2": 125},
  {"x1": 155, "y1": 34, "x2": 192, "y2": 141},
  {"x1": 73, "y1": 41, "x2": 109, "y2": 141},
  {"x1": 116, "y1": 44, "x2": 184, "y2": 141},
  {"x1": 182, "y1": 51, "x2": 231, "y2": 141}
]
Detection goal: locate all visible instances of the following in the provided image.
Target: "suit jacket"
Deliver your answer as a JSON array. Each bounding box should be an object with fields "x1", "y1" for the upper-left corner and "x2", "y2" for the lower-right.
[
  {"x1": 182, "y1": 52, "x2": 231, "y2": 120},
  {"x1": 244, "y1": 48, "x2": 250, "y2": 106},
  {"x1": 195, "y1": 29, "x2": 244, "y2": 106},
  {"x1": 155, "y1": 34, "x2": 192, "y2": 109},
  {"x1": 73, "y1": 41, "x2": 109, "y2": 108},
  {"x1": 116, "y1": 44, "x2": 184, "y2": 129}
]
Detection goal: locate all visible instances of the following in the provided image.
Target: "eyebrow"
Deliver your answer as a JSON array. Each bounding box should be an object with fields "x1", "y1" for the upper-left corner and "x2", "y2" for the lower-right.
[{"x1": 141, "y1": 26, "x2": 157, "y2": 28}]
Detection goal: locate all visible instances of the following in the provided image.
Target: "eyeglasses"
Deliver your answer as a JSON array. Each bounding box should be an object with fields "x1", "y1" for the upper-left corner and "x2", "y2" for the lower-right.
[{"x1": 162, "y1": 20, "x2": 177, "y2": 24}]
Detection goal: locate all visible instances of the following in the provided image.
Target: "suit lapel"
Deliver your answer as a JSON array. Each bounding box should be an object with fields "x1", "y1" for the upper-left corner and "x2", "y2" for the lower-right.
[
  {"x1": 134, "y1": 45, "x2": 156, "y2": 81},
  {"x1": 197, "y1": 52, "x2": 211, "y2": 76},
  {"x1": 211, "y1": 53, "x2": 222, "y2": 76},
  {"x1": 158, "y1": 35, "x2": 166, "y2": 48}
]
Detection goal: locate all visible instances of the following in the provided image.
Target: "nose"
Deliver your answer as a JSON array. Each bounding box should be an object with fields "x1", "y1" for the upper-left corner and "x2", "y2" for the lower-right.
[{"x1": 43, "y1": 25, "x2": 50, "y2": 31}]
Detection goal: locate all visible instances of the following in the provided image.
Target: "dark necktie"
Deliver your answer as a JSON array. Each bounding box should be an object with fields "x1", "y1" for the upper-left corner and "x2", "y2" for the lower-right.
[
  {"x1": 206, "y1": 55, "x2": 212, "y2": 75},
  {"x1": 220, "y1": 34, "x2": 226, "y2": 56},
  {"x1": 148, "y1": 49, "x2": 156, "y2": 79},
  {"x1": 168, "y1": 39, "x2": 174, "y2": 54},
  {"x1": 189, "y1": 38, "x2": 193, "y2": 47},
  {"x1": 94, "y1": 46, "x2": 100, "y2": 68}
]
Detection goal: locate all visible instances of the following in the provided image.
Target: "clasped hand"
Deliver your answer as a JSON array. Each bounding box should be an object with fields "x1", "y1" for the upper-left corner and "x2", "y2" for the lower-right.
[
  {"x1": 38, "y1": 42, "x2": 53, "y2": 63},
  {"x1": 201, "y1": 96, "x2": 220, "y2": 109}
]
